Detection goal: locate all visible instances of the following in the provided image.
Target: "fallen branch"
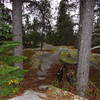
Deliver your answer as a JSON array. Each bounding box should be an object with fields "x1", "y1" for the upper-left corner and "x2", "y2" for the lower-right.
[{"x1": 91, "y1": 46, "x2": 100, "y2": 50}]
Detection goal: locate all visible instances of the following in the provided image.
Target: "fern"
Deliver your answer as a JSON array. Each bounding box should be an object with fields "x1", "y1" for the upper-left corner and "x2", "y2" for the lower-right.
[
  {"x1": 0, "y1": 56, "x2": 27, "y2": 65},
  {"x1": 0, "y1": 10, "x2": 27, "y2": 97},
  {"x1": 0, "y1": 41, "x2": 20, "y2": 53}
]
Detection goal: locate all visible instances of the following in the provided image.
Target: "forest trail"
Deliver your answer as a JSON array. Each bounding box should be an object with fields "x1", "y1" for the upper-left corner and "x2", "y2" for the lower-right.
[
  {"x1": 8, "y1": 48, "x2": 64, "y2": 100},
  {"x1": 8, "y1": 48, "x2": 100, "y2": 100},
  {"x1": 38, "y1": 48, "x2": 63, "y2": 72}
]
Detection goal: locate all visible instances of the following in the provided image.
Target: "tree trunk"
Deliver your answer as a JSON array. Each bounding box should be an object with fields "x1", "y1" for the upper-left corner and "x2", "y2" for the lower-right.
[
  {"x1": 77, "y1": 0, "x2": 95, "y2": 97},
  {"x1": 12, "y1": 0, "x2": 23, "y2": 69},
  {"x1": 40, "y1": 15, "x2": 45, "y2": 51}
]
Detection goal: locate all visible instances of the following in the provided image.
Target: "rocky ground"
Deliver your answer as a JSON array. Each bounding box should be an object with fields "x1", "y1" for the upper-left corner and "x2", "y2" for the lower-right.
[{"x1": 8, "y1": 46, "x2": 100, "y2": 100}]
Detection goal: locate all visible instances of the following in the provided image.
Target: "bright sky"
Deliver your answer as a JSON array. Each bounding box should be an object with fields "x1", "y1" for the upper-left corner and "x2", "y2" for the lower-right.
[
  {"x1": 5, "y1": 0, "x2": 61, "y2": 10},
  {"x1": 5, "y1": 0, "x2": 79, "y2": 20},
  {"x1": 5, "y1": 0, "x2": 62, "y2": 25},
  {"x1": 5, "y1": 0, "x2": 79, "y2": 31}
]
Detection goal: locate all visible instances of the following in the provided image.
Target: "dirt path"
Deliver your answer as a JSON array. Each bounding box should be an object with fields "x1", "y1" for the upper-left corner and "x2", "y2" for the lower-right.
[{"x1": 8, "y1": 49, "x2": 64, "y2": 100}]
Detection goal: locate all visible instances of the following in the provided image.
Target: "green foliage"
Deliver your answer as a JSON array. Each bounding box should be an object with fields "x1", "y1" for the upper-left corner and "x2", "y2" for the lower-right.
[
  {"x1": 92, "y1": 33, "x2": 100, "y2": 47},
  {"x1": 31, "y1": 51, "x2": 42, "y2": 68},
  {"x1": 0, "y1": 35, "x2": 26, "y2": 67},
  {"x1": 55, "y1": 0, "x2": 75, "y2": 46},
  {"x1": 0, "y1": 41, "x2": 20, "y2": 53},
  {"x1": 0, "y1": 21, "x2": 11, "y2": 35},
  {"x1": 92, "y1": 17, "x2": 100, "y2": 46},
  {"x1": 24, "y1": 0, "x2": 52, "y2": 49},
  {"x1": 59, "y1": 48, "x2": 77, "y2": 64},
  {"x1": 91, "y1": 54, "x2": 100, "y2": 65},
  {"x1": 0, "y1": 7, "x2": 27, "y2": 97},
  {"x1": 59, "y1": 47, "x2": 100, "y2": 66},
  {"x1": 0, "y1": 56, "x2": 27, "y2": 65},
  {"x1": 46, "y1": 32, "x2": 60, "y2": 45},
  {"x1": 0, "y1": 65, "x2": 27, "y2": 96},
  {"x1": 23, "y1": 31, "x2": 41, "y2": 48},
  {"x1": 0, "y1": 21, "x2": 12, "y2": 41},
  {"x1": 0, "y1": 11, "x2": 26, "y2": 66},
  {"x1": 0, "y1": 5, "x2": 12, "y2": 41}
]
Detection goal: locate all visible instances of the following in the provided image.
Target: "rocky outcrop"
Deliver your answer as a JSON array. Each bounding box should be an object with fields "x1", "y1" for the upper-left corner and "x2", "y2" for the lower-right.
[{"x1": 45, "y1": 85, "x2": 88, "y2": 100}]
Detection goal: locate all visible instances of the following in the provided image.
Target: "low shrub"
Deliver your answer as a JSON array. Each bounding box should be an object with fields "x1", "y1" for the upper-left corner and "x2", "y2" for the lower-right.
[{"x1": 0, "y1": 65, "x2": 27, "y2": 97}]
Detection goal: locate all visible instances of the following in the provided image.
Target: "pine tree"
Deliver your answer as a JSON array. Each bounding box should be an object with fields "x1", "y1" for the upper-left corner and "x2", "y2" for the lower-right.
[
  {"x1": 92, "y1": 1, "x2": 100, "y2": 46},
  {"x1": 56, "y1": 0, "x2": 74, "y2": 45},
  {"x1": 23, "y1": 0, "x2": 52, "y2": 49},
  {"x1": 0, "y1": 2, "x2": 26, "y2": 68},
  {"x1": 0, "y1": 8, "x2": 26, "y2": 96}
]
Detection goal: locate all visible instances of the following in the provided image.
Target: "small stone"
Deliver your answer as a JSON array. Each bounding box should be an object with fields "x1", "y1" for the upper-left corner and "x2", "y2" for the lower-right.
[
  {"x1": 37, "y1": 70, "x2": 47, "y2": 76},
  {"x1": 38, "y1": 77, "x2": 46, "y2": 80},
  {"x1": 38, "y1": 85, "x2": 49, "y2": 90}
]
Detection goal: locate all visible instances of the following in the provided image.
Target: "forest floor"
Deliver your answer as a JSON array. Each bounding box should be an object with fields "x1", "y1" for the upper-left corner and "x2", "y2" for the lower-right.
[
  {"x1": 4, "y1": 48, "x2": 100, "y2": 100},
  {"x1": 19, "y1": 63, "x2": 100, "y2": 100}
]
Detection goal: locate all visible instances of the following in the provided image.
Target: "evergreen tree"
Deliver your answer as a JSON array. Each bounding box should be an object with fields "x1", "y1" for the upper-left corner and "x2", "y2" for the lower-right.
[
  {"x1": 0, "y1": 11, "x2": 26, "y2": 97},
  {"x1": 38, "y1": 0, "x2": 52, "y2": 50},
  {"x1": 0, "y1": 2, "x2": 12, "y2": 41},
  {"x1": 92, "y1": 0, "x2": 100, "y2": 46},
  {"x1": 28, "y1": 0, "x2": 52, "y2": 49},
  {"x1": 23, "y1": 16, "x2": 41, "y2": 48},
  {"x1": 0, "y1": 2, "x2": 26, "y2": 67},
  {"x1": 56, "y1": 0, "x2": 74, "y2": 45}
]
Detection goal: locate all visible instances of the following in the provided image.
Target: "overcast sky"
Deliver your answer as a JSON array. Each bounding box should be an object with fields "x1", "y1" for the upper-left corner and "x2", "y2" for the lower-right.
[
  {"x1": 5, "y1": 0, "x2": 79, "y2": 21},
  {"x1": 5, "y1": 0, "x2": 79, "y2": 31},
  {"x1": 5, "y1": 0, "x2": 61, "y2": 10},
  {"x1": 5, "y1": 0, "x2": 62, "y2": 25}
]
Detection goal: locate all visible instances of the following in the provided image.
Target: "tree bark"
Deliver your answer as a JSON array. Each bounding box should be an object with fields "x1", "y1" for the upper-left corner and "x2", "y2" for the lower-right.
[
  {"x1": 12, "y1": 0, "x2": 23, "y2": 69},
  {"x1": 77, "y1": 0, "x2": 95, "y2": 97}
]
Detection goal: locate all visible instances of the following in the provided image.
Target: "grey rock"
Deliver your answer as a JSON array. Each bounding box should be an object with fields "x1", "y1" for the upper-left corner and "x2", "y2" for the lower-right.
[
  {"x1": 37, "y1": 70, "x2": 47, "y2": 76},
  {"x1": 38, "y1": 85, "x2": 49, "y2": 90},
  {"x1": 38, "y1": 77, "x2": 46, "y2": 80},
  {"x1": 39, "y1": 48, "x2": 63, "y2": 71},
  {"x1": 8, "y1": 90, "x2": 47, "y2": 100}
]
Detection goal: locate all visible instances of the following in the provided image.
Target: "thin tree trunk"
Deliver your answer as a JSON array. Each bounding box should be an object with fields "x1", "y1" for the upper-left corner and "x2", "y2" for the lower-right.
[
  {"x1": 40, "y1": 15, "x2": 45, "y2": 51},
  {"x1": 40, "y1": 33, "x2": 44, "y2": 51},
  {"x1": 12, "y1": 0, "x2": 23, "y2": 69},
  {"x1": 77, "y1": 0, "x2": 83, "y2": 50},
  {"x1": 77, "y1": 0, "x2": 95, "y2": 97}
]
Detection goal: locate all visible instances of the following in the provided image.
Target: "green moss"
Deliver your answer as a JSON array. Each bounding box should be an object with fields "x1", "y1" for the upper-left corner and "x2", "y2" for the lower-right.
[
  {"x1": 0, "y1": 65, "x2": 27, "y2": 97},
  {"x1": 59, "y1": 48, "x2": 77, "y2": 64},
  {"x1": 91, "y1": 54, "x2": 100, "y2": 65},
  {"x1": 59, "y1": 47, "x2": 100, "y2": 66},
  {"x1": 30, "y1": 51, "x2": 42, "y2": 68}
]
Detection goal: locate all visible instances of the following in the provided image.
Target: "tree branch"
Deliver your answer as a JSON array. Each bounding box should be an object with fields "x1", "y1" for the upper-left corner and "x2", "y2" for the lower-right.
[{"x1": 91, "y1": 46, "x2": 100, "y2": 50}]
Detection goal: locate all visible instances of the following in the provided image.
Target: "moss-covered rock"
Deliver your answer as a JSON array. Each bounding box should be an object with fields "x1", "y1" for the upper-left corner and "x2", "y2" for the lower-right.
[
  {"x1": 30, "y1": 51, "x2": 42, "y2": 68},
  {"x1": 45, "y1": 85, "x2": 88, "y2": 100},
  {"x1": 59, "y1": 48, "x2": 77, "y2": 64},
  {"x1": 59, "y1": 47, "x2": 100, "y2": 66},
  {"x1": 91, "y1": 54, "x2": 100, "y2": 66}
]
